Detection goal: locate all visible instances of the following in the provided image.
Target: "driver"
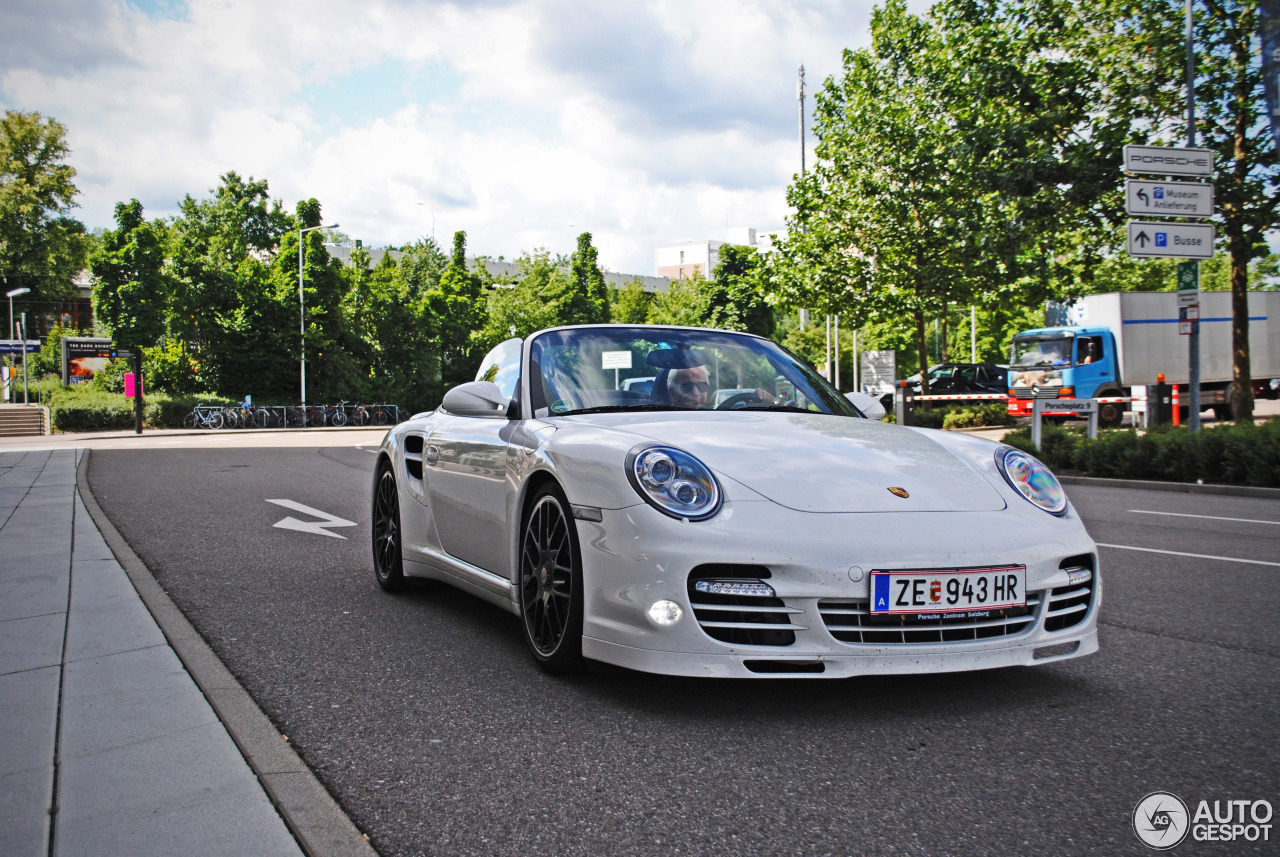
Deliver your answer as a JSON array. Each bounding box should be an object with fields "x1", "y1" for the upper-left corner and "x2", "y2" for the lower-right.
[
  {"x1": 669, "y1": 365, "x2": 711, "y2": 409},
  {"x1": 651, "y1": 344, "x2": 777, "y2": 410},
  {"x1": 669, "y1": 364, "x2": 778, "y2": 409}
]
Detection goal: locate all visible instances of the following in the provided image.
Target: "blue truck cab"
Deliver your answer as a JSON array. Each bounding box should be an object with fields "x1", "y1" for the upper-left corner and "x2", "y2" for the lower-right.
[{"x1": 1007, "y1": 326, "x2": 1123, "y2": 425}]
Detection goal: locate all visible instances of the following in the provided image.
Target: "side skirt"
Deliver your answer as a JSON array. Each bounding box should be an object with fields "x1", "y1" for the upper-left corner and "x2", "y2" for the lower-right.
[{"x1": 404, "y1": 549, "x2": 520, "y2": 616}]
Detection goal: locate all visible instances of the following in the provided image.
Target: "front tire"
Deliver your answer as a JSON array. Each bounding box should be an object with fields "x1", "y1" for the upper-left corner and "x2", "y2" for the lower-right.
[
  {"x1": 519, "y1": 484, "x2": 585, "y2": 674},
  {"x1": 1098, "y1": 400, "x2": 1124, "y2": 428},
  {"x1": 372, "y1": 463, "x2": 406, "y2": 592}
]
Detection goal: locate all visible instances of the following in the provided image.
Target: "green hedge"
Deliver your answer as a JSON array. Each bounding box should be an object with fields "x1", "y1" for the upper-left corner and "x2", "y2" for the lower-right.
[
  {"x1": 47, "y1": 388, "x2": 203, "y2": 433},
  {"x1": 891, "y1": 401, "x2": 1014, "y2": 429},
  {"x1": 1003, "y1": 420, "x2": 1280, "y2": 488}
]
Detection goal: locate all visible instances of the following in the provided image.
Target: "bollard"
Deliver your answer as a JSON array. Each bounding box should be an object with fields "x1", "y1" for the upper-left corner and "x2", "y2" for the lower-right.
[
  {"x1": 895, "y1": 380, "x2": 914, "y2": 426},
  {"x1": 1150, "y1": 374, "x2": 1172, "y2": 427},
  {"x1": 1172, "y1": 384, "x2": 1180, "y2": 427},
  {"x1": 1031, "y1": 397, "x2": 1043, "y2": 451}
]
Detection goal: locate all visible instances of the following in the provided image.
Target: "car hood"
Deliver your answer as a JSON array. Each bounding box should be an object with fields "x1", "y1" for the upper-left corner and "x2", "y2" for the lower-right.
[{"x1": 562, "y1": 411, "x2": 1006, "y2": 513}]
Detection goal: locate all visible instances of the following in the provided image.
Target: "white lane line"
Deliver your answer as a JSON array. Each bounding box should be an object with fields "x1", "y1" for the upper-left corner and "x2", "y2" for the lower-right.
[
  {"x1": 1097, "y1": 543, "x2": 1280, "y2": 568},
  {"x1": 1128, "y1": 510, "x2": 1280, "y2": 526}
]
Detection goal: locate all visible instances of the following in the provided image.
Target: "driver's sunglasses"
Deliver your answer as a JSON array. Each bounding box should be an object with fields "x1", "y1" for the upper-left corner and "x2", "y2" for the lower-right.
[{"x1": 674, "y1": 381, "x2": 710, "y2": 394}]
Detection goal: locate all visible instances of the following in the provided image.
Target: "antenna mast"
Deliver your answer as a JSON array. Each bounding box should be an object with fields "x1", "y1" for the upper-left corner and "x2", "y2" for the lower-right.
[{"x1": 797, "y1": 64, "x2": 806, "y2": 175}]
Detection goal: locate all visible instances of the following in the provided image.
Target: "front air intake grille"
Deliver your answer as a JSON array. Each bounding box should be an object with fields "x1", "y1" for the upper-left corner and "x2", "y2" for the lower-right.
[
  {"x1": 1045, "y1": 557, "x2": 1096, "y2": 632},
  {"x1": 818, "y1": 594, "x2": 1041, "y2": 644},
  {"x1": 1011, "y1": 386, "x2": 1066, "y2": 400},
  {"x1": 687, "y1": 565, "x2": 801, "y2": 647}
]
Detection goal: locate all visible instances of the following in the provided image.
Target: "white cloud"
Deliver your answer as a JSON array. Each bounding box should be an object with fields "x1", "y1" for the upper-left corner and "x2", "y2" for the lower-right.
[{"x1": 0, "y1": 0, "x2": 887, "y2": 273}]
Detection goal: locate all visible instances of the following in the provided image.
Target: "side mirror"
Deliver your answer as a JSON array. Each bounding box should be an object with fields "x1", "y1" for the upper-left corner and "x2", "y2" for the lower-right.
[
  {"x1": 441, "y1": 381, "x2": 512, "y2": 419},
  {"x1": 846, "y1": 391, "x2": 887, "y2": 422}
]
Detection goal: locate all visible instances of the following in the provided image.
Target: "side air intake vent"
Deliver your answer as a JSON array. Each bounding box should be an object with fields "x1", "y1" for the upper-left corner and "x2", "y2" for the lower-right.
[{"x1": 686, "y1": 566, "x2": 802, "y2": 647}]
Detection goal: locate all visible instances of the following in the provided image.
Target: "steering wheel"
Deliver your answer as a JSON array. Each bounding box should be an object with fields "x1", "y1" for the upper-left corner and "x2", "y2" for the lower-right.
[{"x1": 716, "y1": 391, "x2": 763, "y2": 410}]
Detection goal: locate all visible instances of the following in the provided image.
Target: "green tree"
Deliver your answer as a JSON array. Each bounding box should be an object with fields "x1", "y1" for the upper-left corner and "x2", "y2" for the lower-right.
[
  {"x1": 429, "y1": 231, "x2": 487, "y2": 388},
  {"x1": 708, "y1": 244, "x2": 775, "y2": 337},
  {"x1": 1183, "y1": 0, "x2": 1276, "y2": 419},
  {"x1": 647, "y1": 270, "x2": 714, "y2": 326},
  {"x1": 345, "y1": 240, "x2": 445, "y2": 410},
  {"x1": 483, "y1": 249, "x2": 570, "y2": 341},
  {"x1": 275, "y1": 198, "x2": 355, "y2": 402},
  {"x1": 774, "y1": 2, "x2": 999, "y2": 393},
  {"x1": 0, "y1": 111, "x2": 88, "y2": 310},
  {"x1": 168, "y1": 172, "x2": 292, "y2": 398},
  {"x1": 1044, "y1": 0, "x2": 1278, "y2": 419},
  {"x1": 562, "y1": 231, "x2": 610, "y2": 325},
  {"x1": 610, "y1": 278, "x2": 653, "y2": 324},
  {"x1": 90, "y1": 200, "x2": 169, "y2": 348}
]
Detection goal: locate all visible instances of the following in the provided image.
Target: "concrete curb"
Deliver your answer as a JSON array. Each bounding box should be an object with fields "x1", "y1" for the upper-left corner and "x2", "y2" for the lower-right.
[
  {"x1": 75, "y1": 449, "x2": 378, "y2": 857},
  {"x1": 1058, "y1": 474, "x2": 1280, "y2": 500}
]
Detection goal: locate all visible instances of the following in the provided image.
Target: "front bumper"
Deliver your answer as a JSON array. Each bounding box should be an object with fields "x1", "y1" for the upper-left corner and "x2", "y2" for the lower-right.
[{"x1": 575, "y1": 492, "x2": 1100, "y2": 678}]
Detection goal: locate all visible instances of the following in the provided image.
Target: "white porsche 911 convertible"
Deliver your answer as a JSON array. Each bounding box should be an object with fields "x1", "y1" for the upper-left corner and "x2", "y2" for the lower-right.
[{"x1": 371, "y1": 324, "x2": 1099, "y2": 678}]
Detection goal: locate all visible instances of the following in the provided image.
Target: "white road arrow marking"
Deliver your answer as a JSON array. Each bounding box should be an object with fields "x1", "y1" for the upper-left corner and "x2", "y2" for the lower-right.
[{"x1": 266, "y1": 499, "x2": 357, "y2": 539}]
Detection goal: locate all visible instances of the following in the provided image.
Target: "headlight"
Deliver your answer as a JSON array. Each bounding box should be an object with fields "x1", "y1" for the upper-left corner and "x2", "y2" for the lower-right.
[
  {"x1": 626, "y1": 445, "x2": 721, "y2": 521},
  {"x1": 996, "y1": 447, "x2": 1067, "y2": 516}
]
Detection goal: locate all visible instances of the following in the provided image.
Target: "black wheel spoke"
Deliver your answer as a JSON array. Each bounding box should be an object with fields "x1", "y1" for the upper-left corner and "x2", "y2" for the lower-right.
[{"x1": 517, "y1": 488, "x2": 583, "y2": 672}]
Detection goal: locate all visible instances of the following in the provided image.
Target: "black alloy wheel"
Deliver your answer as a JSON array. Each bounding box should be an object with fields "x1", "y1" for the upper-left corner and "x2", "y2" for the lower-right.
[
  {"x1": 372, "y1": 463, "x2": 406, "y2": 592},
  {"x1": 519, "y1": 484, "x2": 585, "y2": 674}
]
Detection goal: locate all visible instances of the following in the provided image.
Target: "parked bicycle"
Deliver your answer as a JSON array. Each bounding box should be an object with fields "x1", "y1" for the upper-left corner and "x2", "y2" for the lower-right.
[
  {"x1": 183, "y1": 403, "x2": 225, "y2": 430},
  {"x1": 183, "y1": 401, "x2": 400, "y2": 429}
]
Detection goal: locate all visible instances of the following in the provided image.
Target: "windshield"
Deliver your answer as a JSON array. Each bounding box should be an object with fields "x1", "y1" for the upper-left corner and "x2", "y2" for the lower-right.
[
  {"x1": 1010, "y1": 337, "x2": 1073, "y2": 368},
  {"x1": 527, "y1": 327, "x2": 861, "y2": 418}
]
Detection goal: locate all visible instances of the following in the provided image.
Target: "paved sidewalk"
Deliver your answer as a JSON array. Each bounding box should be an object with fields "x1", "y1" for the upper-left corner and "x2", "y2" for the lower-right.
[{"x1": 0, "y1": 448, "x2": 303, "y2": 857}]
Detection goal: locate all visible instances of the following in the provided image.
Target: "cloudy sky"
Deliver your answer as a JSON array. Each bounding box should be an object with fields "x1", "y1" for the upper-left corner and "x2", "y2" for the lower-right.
[{"x1": 1, "y1": 0, "x2": 918, "y2": 276}]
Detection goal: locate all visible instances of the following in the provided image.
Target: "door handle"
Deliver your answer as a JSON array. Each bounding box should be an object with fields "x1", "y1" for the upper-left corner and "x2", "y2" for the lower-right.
[{"x1": 426, "y1": 445, "x2": 440, "y2": 466}]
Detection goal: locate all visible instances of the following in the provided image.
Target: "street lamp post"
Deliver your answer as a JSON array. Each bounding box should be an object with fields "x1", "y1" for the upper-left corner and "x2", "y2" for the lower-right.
[
  {"x1": 7, "y1": 287, "x2": 30, "y2": 340},
  {"x1": 298, "y1": 223, "x2": 338, "y2": 408},
  {"x1": 6, "y1": 287, "x2": 30, "y2": 404}
]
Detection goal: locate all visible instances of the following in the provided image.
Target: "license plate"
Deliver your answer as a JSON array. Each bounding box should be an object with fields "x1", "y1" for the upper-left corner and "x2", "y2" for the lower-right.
[{"x1": 869, "y1": 565, "x2": 1026, "y2": 623}]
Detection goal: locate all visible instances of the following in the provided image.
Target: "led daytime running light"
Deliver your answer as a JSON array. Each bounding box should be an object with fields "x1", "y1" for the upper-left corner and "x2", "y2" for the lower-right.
[
  {"x1": 694, "y1": 580, "x2": 776, "y2": 598},
  {"x1": 1066, "y1": 568, "x2": 1092, "y2": 587}
]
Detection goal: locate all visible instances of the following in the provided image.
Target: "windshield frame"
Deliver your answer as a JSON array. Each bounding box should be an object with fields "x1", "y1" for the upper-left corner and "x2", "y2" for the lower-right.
[{"x1": 521, "y1": 324, "x2": 863, "y2": 420}]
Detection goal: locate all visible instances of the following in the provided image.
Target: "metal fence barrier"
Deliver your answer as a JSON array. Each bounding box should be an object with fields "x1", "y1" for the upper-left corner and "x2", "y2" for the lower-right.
[{"x1": 183, "y1": 402, "x2": 402, "y2": 430}]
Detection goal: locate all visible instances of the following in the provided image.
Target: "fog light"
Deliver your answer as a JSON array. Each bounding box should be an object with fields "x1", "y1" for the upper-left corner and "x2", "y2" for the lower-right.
[{"x1": 648, "y1": 600, "x2": 683, "y2": 626}]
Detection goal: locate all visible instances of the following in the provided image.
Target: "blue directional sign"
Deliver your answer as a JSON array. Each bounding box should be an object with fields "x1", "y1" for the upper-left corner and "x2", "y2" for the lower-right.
[
  {"x1": 0, "y1": 339, "x2": 39, "y2": 355},
  {"x1": 1127, "y1": 221, "x2": 1214, "y2": 260}
]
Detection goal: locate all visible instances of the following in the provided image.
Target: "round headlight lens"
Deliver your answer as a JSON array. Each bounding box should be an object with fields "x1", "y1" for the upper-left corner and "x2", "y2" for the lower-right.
[
  {"x1": 627, "y1": 446, "x2": 721, "y2": 520},
  {"x1": 996, "y1": 448, "x2": 1067, "y2": 516}
]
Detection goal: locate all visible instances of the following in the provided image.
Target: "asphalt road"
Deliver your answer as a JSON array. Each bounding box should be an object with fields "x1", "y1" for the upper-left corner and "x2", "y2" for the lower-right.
[{"x1": 87, "y1": 446, "x2": 1279, "y2": 857}]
